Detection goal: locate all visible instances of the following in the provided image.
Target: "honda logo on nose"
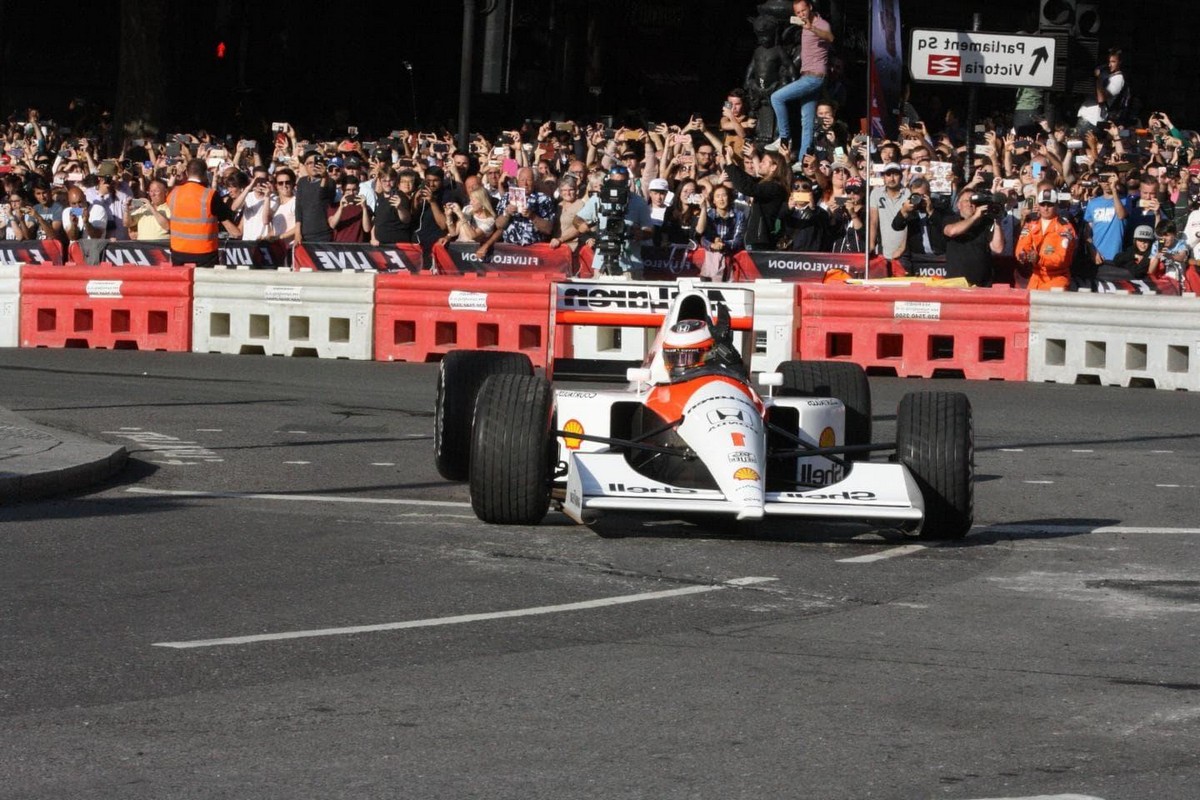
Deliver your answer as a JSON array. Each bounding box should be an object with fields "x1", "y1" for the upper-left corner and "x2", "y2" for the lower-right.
[{"x1": 707, "y1": 408, "x2": 744, "y2": 425}]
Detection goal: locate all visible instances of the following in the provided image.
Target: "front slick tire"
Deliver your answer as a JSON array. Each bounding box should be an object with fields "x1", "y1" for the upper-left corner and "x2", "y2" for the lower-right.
[
  {"x1": 435, "y1": 350, "x2": 533, "y2": 481},
  {"x1": 470, "y1": 374, "x2": 554, "y2": 525},
  {"x1": 896, "y1": 391, "x2": 974, "y2": 541}
]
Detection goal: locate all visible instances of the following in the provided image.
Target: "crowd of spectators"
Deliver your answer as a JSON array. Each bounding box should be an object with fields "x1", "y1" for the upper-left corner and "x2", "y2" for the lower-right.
[
  {"x1": 0, "y1": 96, "x2": 868, "y2": 270},
  {"x1": 3, "y1": 16, "x2": 1193, "y2": 290},
  {"x1": 869, "y1": 48, "x2": 1200, "y2": 289}
]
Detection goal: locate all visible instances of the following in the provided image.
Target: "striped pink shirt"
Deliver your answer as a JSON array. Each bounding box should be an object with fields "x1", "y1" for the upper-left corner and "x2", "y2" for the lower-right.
[{"x1": 799, "y1": 16, "x2": 832, "y2": 76}]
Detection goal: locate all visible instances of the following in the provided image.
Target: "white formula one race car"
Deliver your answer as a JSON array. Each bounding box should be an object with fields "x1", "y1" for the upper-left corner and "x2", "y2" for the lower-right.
[{"x1": 434, "y1": 279, "x2": 974, "y2": 540}]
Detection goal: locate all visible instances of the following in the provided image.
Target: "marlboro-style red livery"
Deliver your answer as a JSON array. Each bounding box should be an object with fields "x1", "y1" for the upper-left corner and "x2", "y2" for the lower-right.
[{"x1": 434, "y1": 279, "x2": 976, "y2": 540}]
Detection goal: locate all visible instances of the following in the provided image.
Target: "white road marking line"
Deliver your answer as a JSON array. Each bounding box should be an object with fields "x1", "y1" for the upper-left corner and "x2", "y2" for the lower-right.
[
  {"x1": 1151, "y1": 450, "x2": 1174, "y2": 454},
  {"x1": 1156, "y1": 484, "x2": 1181, "y2": 488},
  {"x1": 125, "y1": 487, "x2": 473, "y2": 508},
  {"x1": 283, "y1": 461, "x2": 311, "y2": 465},
  {"x1": 837, "y1": 544, "x2": 926, "y2": 564},
  {"x1": 286, "y1": 430, "x2": 308, "y2": 434},
  {"x1": 1023, "y1": 480, "x2": 1054, "y2": 484},
  {"x1": 961, "y1": 795, "x2": 1107, "y2": 800},
  {"x1": 1071, "y1": 449, "x2": 1094, "y2": 453},
  {"x1": 984, "y1": 523, "x2": 1200, "y2": 536},
  {"x1": 371, "y1": 462, "x2": 396, "y2": 466},
  {"x1": 999, "y1": 448, "x2": 1024, "y2": 452},
  {"x1": 153, "y1": 577, "x2": 779, "y2": 649},
  {"x1": 119, "y1": 427, "x2": 143, "y2": 431},
  {"x1": 196, "y1": 428, "x2": 223, "y2": 432}
]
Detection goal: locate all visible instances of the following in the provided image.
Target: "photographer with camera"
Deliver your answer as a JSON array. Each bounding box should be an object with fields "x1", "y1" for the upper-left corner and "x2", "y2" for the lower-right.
[
  {"x1": 1149, "y1": 221, "x2": 1189, "y2": 281},
  {"x1": 889, "y1": 177, "x2": 946, "y2": 271},
  {"x1": 942, "y1": 183, "x2": 1006, "y2": 287},
  {"x1": 573, "y1": 164, "x2": 653, "y2": 276}
]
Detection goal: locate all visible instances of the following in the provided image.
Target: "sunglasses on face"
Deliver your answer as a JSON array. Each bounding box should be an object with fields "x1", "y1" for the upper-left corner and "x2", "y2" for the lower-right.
[{"x1": 275, "y1": 180, "x2": 293, "y2": 186}]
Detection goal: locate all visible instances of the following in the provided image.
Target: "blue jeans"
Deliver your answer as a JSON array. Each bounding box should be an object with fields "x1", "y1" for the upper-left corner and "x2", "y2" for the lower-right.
[{"x1": 770, "y1": 74, "x2": 824, "y2": 156}]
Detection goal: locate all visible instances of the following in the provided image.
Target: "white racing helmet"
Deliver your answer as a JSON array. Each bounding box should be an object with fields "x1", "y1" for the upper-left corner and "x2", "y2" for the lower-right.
[{"x1": 661, "y1": 319, "x2": 714, "y2": 378}]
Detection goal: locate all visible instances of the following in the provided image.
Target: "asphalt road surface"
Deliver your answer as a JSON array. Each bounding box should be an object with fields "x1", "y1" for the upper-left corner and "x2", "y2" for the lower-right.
[{"x1": 2, "y1": 349, "x2": 1198, "y2": 800}]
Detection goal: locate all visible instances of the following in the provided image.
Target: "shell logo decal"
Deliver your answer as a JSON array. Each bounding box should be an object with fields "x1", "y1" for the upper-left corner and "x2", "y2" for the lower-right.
[
  {"x1": 563, "y1": 419, "x2": 584, "y2": 450},
  {"x1": 733, "y1": 467, "x2": 760, "y2": 481},
  {"x1": 819, "y1": 427, "x2": 836, "y2": 448}
]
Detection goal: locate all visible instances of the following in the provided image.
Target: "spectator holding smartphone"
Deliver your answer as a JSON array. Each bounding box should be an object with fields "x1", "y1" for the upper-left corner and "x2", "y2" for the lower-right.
[
  {"x1": 447, "y1": 187, "x2": 498, "y2": 245},
  {"x1": 296, "y1": 149, "x2": 335, "y2": 243},
  {"x1": 1083, "y1": 173, "x2": 1127, "y2": 264},
  {"x1": 62, "y1": 186, "x2": 108, "y2": 242},
  {"x1": 327, "y1": 175, "x2": 371, "y2": 243},
  {"x1": 1, "y1": 192, "x2": 36, "y2": 241}
]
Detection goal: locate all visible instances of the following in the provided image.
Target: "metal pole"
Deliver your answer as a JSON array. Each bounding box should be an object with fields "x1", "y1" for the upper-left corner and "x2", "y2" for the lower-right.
[
  {"x1": 965, "y1": 12, "x2": 982, "y2": 182},
  {"x1": 457, "y1": 0, "x2": 476, "y2": 150}
]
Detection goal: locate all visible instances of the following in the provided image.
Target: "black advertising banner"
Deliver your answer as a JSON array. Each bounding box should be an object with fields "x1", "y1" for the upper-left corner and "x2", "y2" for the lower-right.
[
  {"x1": 0, "y1": 240, "x2": 64, "y2": 265},
  {"x1": 292, "y1": 242, "x2": 425, "y2": 273},
  {"x1": 68, "y1": 240, "x2": 172, "y2": 266},
  {"x1": 436, "y1": 241, "x2": 573, "y2": 276},
  {"x1": 219, "y1": 240, "x2": 290, "y2": 268}
]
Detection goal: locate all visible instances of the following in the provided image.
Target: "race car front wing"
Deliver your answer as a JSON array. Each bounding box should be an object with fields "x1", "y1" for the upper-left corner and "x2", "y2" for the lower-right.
[{"x1": 562, "y1": 451, "x2": 925, "y2": 526}]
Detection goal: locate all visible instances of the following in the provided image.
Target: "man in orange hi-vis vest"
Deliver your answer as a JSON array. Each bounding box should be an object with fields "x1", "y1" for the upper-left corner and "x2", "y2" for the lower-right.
[
  {"x1": 167, "y1": 158, "x2": 239, "y2": 267},
  {"x1": 1015, "y1": 184, "x2": 1078, "y2": 290}
]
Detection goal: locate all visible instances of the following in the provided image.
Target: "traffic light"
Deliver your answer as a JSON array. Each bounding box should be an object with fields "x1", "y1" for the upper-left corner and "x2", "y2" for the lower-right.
[
  {"x1": 1039, "y1": 0, "x2": 1075, "y2": 29},
  {"x1": 1073, "y1": 2, "x2": 1100, "y2": 37},
  {"x1": 216, "y1": 41, "x2": 227, "y2": 59}
]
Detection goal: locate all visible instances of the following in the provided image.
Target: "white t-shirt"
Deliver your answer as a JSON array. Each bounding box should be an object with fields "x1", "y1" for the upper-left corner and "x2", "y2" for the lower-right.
[
  {"x1": 270, "y1": 197, "x2": 296, "y2": 239},
  {"x1": 61, "y1": 202, "x2": 109, "y2": 238},
  {"x1": 1077, "y1": 72, "x2": 1125, "y2": 125},
  {"x1": 240, "y1": 192, "x2": 279, "y2": 240}
]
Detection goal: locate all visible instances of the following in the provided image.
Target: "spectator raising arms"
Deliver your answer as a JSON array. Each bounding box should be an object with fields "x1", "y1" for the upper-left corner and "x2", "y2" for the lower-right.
[{"x1": 723, "y1": 150, "x2": 790, "y2": 251}]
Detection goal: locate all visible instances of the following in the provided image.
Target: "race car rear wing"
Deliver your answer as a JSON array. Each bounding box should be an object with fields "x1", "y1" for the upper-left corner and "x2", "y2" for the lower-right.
[{"x1": 548, "y1": 278, "x2": 757, "y2": 381}]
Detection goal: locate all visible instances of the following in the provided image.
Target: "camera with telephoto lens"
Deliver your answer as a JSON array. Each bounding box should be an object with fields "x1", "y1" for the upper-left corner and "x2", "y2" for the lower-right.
[
  {"x1": 595, "y1": 177, "x2": 630, "y2": 274},
  {"x1": 971, "y1": 191, "x2": 1004, "y2": 219}
]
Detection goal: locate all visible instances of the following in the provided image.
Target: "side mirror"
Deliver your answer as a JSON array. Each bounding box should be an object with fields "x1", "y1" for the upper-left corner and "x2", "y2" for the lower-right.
[
  {"x1": 757, "y1": 371, "x2": 783, "y2": 397},
  {"x1": 627, "y1": 367, "x2": 652, "y2": 393}
]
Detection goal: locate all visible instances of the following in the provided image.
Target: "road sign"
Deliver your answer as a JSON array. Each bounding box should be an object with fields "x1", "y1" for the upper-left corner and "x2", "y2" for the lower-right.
[{"x1": 910, "y1": 28, "x2": 1057, "y2": 89}]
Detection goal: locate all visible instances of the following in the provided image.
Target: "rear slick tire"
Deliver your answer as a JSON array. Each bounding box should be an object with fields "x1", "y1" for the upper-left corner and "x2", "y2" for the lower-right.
[
  {"x1": 434, "y1": 350, "x2": 533, "y2": 481},
  {"x1": 895, "y1": 391, "x2": 974, "y2": 540},
  {"x1": 469, "y1": 373, "x2": 555, "y2": 525}
]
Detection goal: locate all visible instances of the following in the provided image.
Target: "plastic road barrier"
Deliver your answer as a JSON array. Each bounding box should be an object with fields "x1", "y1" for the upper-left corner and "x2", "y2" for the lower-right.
[
  {"x1": 1028, "y1": 290, "x2": 1200, "y2": 391},
  {"x1": 374, "y1": 273, "x2": 566, "y2": 368},
  {"x1": 797, "y1": 282, "x2": 1030, "y2": 380},
  {"x1": 20, "y1": 265, "x2": 193, "y2": 351},
  {"x1": 0, "y1": 265, "x2": 20, "y2": 347},
  {"x1": 192, "y1": 267, "x2": 375, "y2": 359}
]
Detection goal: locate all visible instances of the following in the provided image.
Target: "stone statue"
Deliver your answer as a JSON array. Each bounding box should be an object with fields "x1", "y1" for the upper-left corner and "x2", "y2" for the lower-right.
[{"x1": 744, "y1": 13, "x2": 796, "y2": 143}]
